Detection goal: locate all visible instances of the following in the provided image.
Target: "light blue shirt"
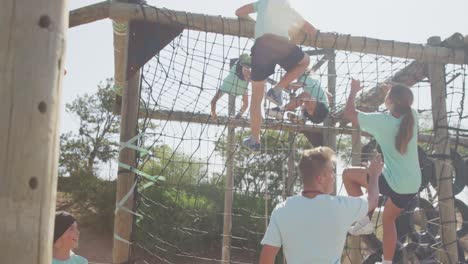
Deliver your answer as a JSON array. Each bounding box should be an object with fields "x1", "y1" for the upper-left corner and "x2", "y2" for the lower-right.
[
  {"x1": 252, "y1": 0, "x2": 304, "y2": 39},
  {"x1": 219, "y1": 64, "x2": 249, "y2": 96},
  {"x1": 261, "y1": 195, "x2": 368, "y2": 264},
  {"x1": 52, "y1": 254, "x2": 88, "y2": 264},
  {"x1": 298, "y1": 75, "x2": 329, "y2": 109},
  {"x1": 358, "y1": 110, "x2": 421, "y2": 194}
]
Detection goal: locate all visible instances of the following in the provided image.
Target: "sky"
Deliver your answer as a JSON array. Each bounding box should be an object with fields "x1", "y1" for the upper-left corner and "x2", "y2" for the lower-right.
[{"x1": 64, "y1": 0, "x2": 468, "y2": 200}]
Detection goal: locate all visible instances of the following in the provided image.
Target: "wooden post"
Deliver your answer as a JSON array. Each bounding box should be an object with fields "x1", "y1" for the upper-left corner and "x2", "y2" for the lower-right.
[
  {"x1": 0, "y1": 0, "x2": 67, "y2": 263},
  {"x1": 222, "y1": 95, "x2": 236, "y2": 263},
  {"x1": 427, "y1": 36, "x2": 459, "y2": 263},
  {"x1": 113, "y1": 70, "x2": 140, "y2": 263},
  {"x1": 347, "y1": 126, "x2": 363, "y2": 263},
  {"x1": 323, "y1": 50, "x2": 337, "y2": 194},
  {"x1": 286, "y1": 133, "x2": 297, "y2": 196}
]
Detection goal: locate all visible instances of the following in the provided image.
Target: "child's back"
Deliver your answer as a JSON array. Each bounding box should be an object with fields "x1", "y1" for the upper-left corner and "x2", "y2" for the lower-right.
[{"x1": 253, "y1": 0, "x2": 304, "y2": 39}]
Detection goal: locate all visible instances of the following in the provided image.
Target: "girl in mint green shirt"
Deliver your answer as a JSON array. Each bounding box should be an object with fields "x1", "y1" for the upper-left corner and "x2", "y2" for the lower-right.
[
  {"x1": 210, "y1": 54, "x2": 251, "y2": 120},
  {"x1": 342, "y1": 79, "x2": 421, "y2": 264}
]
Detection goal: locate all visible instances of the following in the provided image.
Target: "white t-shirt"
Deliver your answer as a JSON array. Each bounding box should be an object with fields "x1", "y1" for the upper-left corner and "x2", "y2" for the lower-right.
[
  {"x1": 253, "y1": 0, "x2": 305, "y2": 39},
  {"x1": 261, "y1": 194, "x2": 368, "y2": 264}
]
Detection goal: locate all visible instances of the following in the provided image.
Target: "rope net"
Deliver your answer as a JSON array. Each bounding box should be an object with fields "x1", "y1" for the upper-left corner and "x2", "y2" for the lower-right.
[{"x1": 124, "y1": 24, "x2": 468, "y2": 264}]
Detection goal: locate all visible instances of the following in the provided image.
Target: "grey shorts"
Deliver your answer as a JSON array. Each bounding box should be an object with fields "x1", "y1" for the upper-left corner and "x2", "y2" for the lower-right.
[{"x1": 250, "y1": 34, "x2": 305, "y2": 81}]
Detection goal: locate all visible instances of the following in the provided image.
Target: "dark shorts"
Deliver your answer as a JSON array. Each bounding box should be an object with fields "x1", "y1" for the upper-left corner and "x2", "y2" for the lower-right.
[
  {"x1": 376, "y1": 175, "x2": 417, "y2": 209},
  {"x1": 250, "y1": 34, "x2": 305, "y2": 81},
  {"x1": 303, "y1": 102, "x2": 329, "y2": 124}
]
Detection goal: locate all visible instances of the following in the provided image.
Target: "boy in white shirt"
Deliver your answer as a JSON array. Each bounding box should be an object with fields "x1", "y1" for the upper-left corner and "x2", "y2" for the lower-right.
[
  {"x1": 235, "y1": 0, "x2": 317, "y2": 152},
  {"x1": 259, "y1": 147, "x2": 383, "y2": 264}
]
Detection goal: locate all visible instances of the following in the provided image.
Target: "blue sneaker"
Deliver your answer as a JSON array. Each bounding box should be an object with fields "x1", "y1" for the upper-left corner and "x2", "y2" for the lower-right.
[
  {"x1": 265, "y1": 88, "x2": 283, "y2": 106},
  {"x1": 243, "y1": 137, "x2": 261, "y2": 153}
]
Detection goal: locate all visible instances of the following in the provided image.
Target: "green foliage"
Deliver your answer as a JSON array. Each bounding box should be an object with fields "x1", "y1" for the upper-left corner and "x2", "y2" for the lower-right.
[
  {"x1": 58, "y1": 78, "x2": 119, "y2": 233},
  {"x1": 136, "y1": 184, "x2": 223, "y2": 257},
  {"x1": 59, "y1": 78, "x2": 120, "y2": 176},
  {"x1": 141, "y1": 145, "x2": 207, "y2": 186},
  {"x1": 216, "y1": 130, "x2": 312, "y2": 198},
  {"x1": 59, "y1": 174, "x2": 116, "y2": 233}
]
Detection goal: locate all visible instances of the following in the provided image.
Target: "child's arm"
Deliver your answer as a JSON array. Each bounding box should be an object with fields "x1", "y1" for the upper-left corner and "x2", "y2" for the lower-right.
[
  {"x1": 236, "y1": 92, "x2": 249, "y2": 119},
  {"x1": 343, "y1": 79, "x2": 363, "y2": 125},
  {"x1": 211, "y1": 90, "x2": 224, "y2": 120},
  {"x1": 302, "y1": 21, "x2": 317, "y2": 39},
  {"x1": 235, "y1": 3, "x2": 256, "y2": 20},
  {"x1": 326, "y1": 90, "x2": 333, "y2": 103}
]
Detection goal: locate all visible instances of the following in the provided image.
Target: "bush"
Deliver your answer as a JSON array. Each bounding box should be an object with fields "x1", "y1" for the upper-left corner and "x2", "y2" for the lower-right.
[{"x1": 58, "y1": 174, "x2": 116, "y2": 233}]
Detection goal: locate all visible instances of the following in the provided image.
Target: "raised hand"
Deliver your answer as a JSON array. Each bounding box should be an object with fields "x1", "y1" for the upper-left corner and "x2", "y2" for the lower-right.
[
  {"x1": 351, "y1": 79, "x2": 364, "y2": 94},
  {"x1": 368, "y1": 153, "x2": 383, "y2": 179}
]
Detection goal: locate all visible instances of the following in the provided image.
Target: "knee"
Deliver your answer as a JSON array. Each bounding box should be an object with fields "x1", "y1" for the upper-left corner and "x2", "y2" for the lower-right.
[{"x1": 300, "y1": 54, "x2": 310, "y2": 66}]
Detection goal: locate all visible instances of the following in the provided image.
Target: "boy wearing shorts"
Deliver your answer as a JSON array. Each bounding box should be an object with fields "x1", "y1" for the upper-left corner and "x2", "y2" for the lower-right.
[{"x1": 235, "y1": 0, "x2": 317, "y2": 152}]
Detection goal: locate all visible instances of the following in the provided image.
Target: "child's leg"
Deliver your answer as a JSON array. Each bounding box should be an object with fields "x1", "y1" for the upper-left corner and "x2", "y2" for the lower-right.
[
  {"x1": 276, "y1": 55, "x2": 310, "y2": 89},
  {"x1": 210, "y1": 90, "x2": 224, "y2": 118},
  {"x1": 250, "y1": 80, "x2": 265, "y2": 143},
  {"x1": 342, "y1": 167, "x2": 369, "y2": 196},
  {"x1": 382, "y1": 199, "x2": 403, "y2": 261}
]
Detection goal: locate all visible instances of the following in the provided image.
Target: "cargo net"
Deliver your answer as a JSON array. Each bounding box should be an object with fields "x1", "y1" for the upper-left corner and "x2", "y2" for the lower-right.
[{"x1": 122, "y1": 26, "x2": 468, "y2": 263}]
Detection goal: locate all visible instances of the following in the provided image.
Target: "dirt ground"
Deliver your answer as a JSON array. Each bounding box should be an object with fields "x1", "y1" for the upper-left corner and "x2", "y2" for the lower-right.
[{"x1": 75, "y1": 227, "x2": 113, "y2": 264}]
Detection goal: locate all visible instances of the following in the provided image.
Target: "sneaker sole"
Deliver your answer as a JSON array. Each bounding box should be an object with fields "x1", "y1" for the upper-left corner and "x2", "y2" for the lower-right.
[{"x1": 265, "y1": 94, "x2": 282, "y2": 106}]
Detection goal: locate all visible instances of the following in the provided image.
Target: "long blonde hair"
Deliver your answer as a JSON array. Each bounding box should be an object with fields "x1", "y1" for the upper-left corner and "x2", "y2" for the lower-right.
[{"x1": 388, "y1": 85, "x2": 414, "y2": 154}]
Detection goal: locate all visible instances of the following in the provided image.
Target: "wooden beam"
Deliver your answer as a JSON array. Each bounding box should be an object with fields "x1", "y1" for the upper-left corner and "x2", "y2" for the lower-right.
[
  {"x1": 69, "y1": 1, "x2": 110, "y2": 28},
  {"x1": 286, "y1": 133, "x2": 297, "y2": 196},
  {"x1": 139, "y1": 109, "x2": 468, "y2": 146},
  {"x1": 324, "y1": 51, "x2": 337, "y2": 194},
  {"x1": 428, "y1": 36, "x2": 458, "y2": 263},
  {"x1": 0, "y1": 0, "x2": 67, "y2": 263},
  {"x1": 347, "y1": 125, "x2": 363, "y2": 263},
  {"x1": 221, "y1": 95, "x2": 235, "y2": 263},
  {"x1": 113, "y1": 70, "x2": 140, "y2": 263},
  {"x1": 107, "y1": 2, "x2": 466, "y2": 65},
  {"x1": 142, "y1": 109, "x2": 354, "y2": 135},
  {"x1": 335, "y1": 60, "x2": 427, "y2": 125}
]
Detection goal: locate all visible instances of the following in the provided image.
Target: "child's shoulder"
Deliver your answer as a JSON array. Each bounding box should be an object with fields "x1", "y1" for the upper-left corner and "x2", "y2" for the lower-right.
[{"x1": 71, "y1": 254, "x2": 88, "y2": 264}]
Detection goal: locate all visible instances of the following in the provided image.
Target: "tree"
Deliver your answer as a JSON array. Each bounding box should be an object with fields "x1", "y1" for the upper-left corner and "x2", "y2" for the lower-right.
[{"x1": 59, "y1": 78, "x2": 120, "y2": 177}]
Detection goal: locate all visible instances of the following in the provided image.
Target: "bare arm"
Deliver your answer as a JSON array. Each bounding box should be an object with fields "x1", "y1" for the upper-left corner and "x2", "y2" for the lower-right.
[
  {"x1": 302, "y1": 21, "x2": 317, "y2": 39},
  {"x1": 235, "y1": 3, "x2": 255, "y2": 19},
  {"x1": 259, "y1": 245, "x2": 280, "y2": 264},
  {"x1": 211, "y1": 91, "x2": 224, "y2": 119},
  {"x1": 238, "y1": 92, "x2": 249, "y2": 117},
  {"x1": 343, "y1": 79, "x2": 363, "y2": 126},
  {"x1": 366, "y1": 154, "x2": 383, "y2": 213},
  {"x1": 326, "y1": 91, "x2": 333, "y2": 103}
]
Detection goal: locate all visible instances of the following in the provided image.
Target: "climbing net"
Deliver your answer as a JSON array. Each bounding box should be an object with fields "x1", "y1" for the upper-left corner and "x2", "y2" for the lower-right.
[{"x1": 123, "y1": 25, "x2": 468, "y2": 264}]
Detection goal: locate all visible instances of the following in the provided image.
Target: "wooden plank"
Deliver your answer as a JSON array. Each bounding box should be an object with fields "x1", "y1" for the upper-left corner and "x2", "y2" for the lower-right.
[
  {"x1": 0, "y1": 0, "x2": 67, "y2": 263},
  {"x1": 323, "y1": 51, "x2": 337, "y2": 194},
  {"x1": 286, "y1": 133, "x2": 297, "y2": 196},
  {"x1": 335, "y1": 60, "x2": 427, "y2": 125},
  {"x1": 143, "y1": 109, "x2": 355, "y2": 135},
  {"x1": 69, "y1": 1, "x2": 110, "y2": 28},
  {"x1": 347, "y1": 126, "x2": 363, "y2": 263},
  {"x1": 427, "y1": 36, "x2": 458, "y2": 263},
  {"x1": 221, "y1": 95, "x2": 236, "y2": 263},
  {"x1": 140, "y1": 109, "x2": 468, "y2": 146},
  {"x1": 112, "y1": 69, "x2": 141, "y2": 263},
  {"x1": 107, "y1": 2, "x2": 466, "y2": 65}
]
